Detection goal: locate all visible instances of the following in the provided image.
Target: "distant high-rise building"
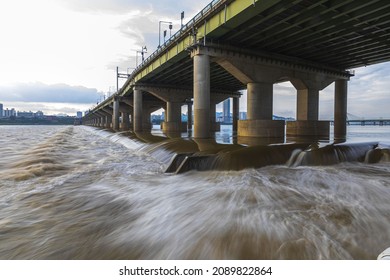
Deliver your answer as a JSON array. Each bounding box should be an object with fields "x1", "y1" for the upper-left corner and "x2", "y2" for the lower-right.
[
  {"x1": 0, "y1": 103, "x2": 3, "y2": 118},
  {"x1": 4, "y1": 108, "x2": 16, "y2": 118},
  {"x1": 223, "y1": 99, "x2": 231, "y2": 123},
  {"x1": 76, "y1": 111, "x2": 83, "y2": 118}
]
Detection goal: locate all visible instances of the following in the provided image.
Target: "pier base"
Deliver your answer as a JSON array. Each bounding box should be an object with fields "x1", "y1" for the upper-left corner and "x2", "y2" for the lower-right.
[
  {"x1": 238, "y1": 120, "x2": 285, "y2": 138},
  {"x1": 286, "y1": 121, "x2": 330, "y2": 137},
  {"x1": 162, "y1": 121, "x2": 187, "y2": 133}
]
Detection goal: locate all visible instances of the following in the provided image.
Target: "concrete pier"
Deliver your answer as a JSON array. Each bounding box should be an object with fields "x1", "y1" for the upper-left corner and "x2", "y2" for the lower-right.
[
  {"x1": 286, "y1": 121, "x2": 330, "y2": 137},
  {"x1": 239, "y1": 82, "x2": 284, "y2": 138},
  {"x1": 233, "y1": 96, "x2": 239, "y2": 132},
  {"x1": 286, "y1": 85, "x2": 329, "y2": 137},
  {"x1": 187, "y1": 102, "x2": 192, "y2": 131},
  {"x1": 334, "y1": 79, "x2": 348, "y2": 141},
  {"x1": 238, "y1": 120, "x2": 285, "y2": 138},
  {"x1": 120, "y1": 111, "x2": 130, "y2": 130},
  {"x1": 163, "y1": 101, "x2": 182, "y2": 132},
  {"x1": 112, "y1": 98, "x2": 120, "y2": 131},
  {"x1": 297, "y1": 88, "x2": 319, "y2": 121},
  {"x1": 193, "y1": 54, "x2": 210, "y2": 138},
  {"x1": 142, "y1": 108, "x2": 152, "y2": 131},
  {"x1": 247, "y1": 82, "x2": 273, "y2": 120},
  {"x1": 106, "y1": 115, "x2": 112, "y2": 128},
  {"x1": 133, "y1": 89, "x2": 143, "y2": 132},
  {"x1": 210, "y1": 102, "x2": 220, "y2": 132}
]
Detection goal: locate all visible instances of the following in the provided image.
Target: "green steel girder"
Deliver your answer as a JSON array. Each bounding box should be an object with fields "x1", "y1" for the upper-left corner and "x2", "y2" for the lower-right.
[{"x1": 125, "y1": 0, "x2": 390, "y2": 96}]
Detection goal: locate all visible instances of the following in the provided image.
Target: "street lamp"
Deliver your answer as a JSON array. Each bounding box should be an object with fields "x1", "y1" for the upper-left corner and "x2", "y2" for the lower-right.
[
  {"x1": 135, "y1": 46, "x2": 147, "y2": 66},
  {"x1": 116, "y1": 66, "x2": 132, "y2": 93},
  {"x1": 163, "y1": 30, "x2": 167, "y2": 43},
  {"x1": 181, "y1": 11, "x2": 185, "y2": 28},
  {"x1": 158, "y1": 21, "x2": 173, "y2": 47}
]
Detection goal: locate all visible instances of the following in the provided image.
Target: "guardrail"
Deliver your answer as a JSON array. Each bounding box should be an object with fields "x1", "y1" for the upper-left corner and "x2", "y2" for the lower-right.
[
  {"x1": 129, "y1": 0, "x2": 227, "y2": 79},
  {"x1": 87, "y1": 0, "x2": 228, "y2": 116}
]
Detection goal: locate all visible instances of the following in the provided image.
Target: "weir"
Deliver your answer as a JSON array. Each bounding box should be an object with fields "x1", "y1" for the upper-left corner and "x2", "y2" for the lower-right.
[{"x1": 83, "y1": 0, "x2": 390, "y2": 143}]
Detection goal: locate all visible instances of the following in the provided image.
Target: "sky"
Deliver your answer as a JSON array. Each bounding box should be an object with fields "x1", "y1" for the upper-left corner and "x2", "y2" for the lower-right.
[{"x1": 0, "y1": 0, "x2": 389, "y2": 118}]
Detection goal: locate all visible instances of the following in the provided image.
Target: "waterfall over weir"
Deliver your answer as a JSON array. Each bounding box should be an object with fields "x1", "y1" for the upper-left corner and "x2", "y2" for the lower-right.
[
  {"x1": 140, "y1": 136, "x2": 389, "y2": 173},
  {"x1": 1, "y1": 125, "x2": 390, "y2": 260}
]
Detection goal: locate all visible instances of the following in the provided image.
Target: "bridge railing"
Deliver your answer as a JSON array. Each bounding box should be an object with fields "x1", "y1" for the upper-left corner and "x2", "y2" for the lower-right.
[
  {"x1": 88, "y1": 0, "x2": 227, "y2": 115},
  {"x1": 130, "y1": 0, "x2": 226, "y2": 77}
]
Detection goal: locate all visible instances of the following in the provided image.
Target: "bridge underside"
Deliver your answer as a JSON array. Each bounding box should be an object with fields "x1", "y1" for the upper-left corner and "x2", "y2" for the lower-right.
[
  {"x1": 211, "y1": 0, "x2": 390, "y2": 69},
  {"x1": 84, "y1": 0, "x2": 390, "y2": 142}
]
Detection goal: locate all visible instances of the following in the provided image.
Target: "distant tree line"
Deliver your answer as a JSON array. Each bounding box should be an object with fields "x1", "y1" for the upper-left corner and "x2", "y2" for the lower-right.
[{"x1": 0, "y1": 116, "x2": 76, "y2": 125}]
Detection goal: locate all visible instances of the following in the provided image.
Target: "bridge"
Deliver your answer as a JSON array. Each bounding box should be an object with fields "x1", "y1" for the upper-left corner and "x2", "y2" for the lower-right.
[{"x1": 83, "y1": 0, "x2": 390, "y2": 141}]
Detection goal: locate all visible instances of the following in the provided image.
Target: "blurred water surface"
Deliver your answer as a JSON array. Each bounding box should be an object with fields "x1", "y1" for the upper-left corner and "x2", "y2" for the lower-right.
[{"x1": 0, "y1": 125, "x2": 389, "y2": 259}]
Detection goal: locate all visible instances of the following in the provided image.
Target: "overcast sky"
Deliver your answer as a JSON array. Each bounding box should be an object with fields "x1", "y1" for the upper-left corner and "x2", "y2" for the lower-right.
[{"x1": 0, "y1": 0, "x2": 389, "y2": 118}]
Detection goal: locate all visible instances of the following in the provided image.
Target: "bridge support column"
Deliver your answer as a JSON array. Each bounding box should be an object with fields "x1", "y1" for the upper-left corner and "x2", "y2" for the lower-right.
[
  {"x1": 134, "y1": 85, "x2": 190, "y2": 133},
  {"x1": 334, "y1": 79, "x2": 348, "y2": 141},
  {"x1": 120, "y1": 111, "x2": 130, "y2": 130},
  {"x1": 142, "y1": 106, "x2": 152, "y2": 132},
  {"x1": 238, "y1": 82, "x2": 284, "y2": 138},
  {"x1": 162, "y1": 101, "x2": 182, "y2": 133},
  {"x1": 105, "y1": 115, "x2": 112, "y2": 128},
  {"x1": 193, "y1": 54, "x2": 210, "y2": 138},
  {"x1": 112, "y1": 98, "x2": 120, "y2": 131},
  {"x1": 286, "y1": 77, "x2": 334, "y2": 138},
  {"x1": 187, "y1": 102, "x2": 192, "y2": 131},
  {"x1": 210, "y1": 102, "x2": 220, "y2": 132},
  {"x1": 297, "y1": 88, "x2": 319, "y2": 121},
  {"x1": 286, "y1": 87, "x2": 329, "y2": 137},
  {"x1": 233, "y1": 96, "x2": 239, "y2": 133},
  {"x1": 133, "y1": 89, "x2": 143, "y2": 132},
  {"x1": 101, "y1": 107, "x2": 113, "y2": 129},
  {"x1": 247, "y1": 82, "x2": 273, "y2": 120}
]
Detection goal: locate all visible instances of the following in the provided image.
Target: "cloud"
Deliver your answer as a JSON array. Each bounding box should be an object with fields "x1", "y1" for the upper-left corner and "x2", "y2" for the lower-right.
[
  {"x1": 58, "y1": 0, "x2": 211, "y2": 16},
  {"x1": 0, "y1": 83, "x2": 100, "y2": 104}
]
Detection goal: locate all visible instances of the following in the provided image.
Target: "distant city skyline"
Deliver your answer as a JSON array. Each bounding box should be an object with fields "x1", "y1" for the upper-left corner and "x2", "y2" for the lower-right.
[
  {"x1": 0, "y1": 0, "x2": 390, "y2": 118},
  {"x1": 0, "y1": 102, "x2": 80, "y2": 117}
]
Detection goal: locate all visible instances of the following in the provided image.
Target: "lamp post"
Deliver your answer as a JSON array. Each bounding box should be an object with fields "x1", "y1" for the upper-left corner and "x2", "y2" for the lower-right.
[
  {"x1": 181, "y1": 11, "x2": 184, "y2": 28},
  {"x1": 158, "y1": 21, "x2": 173, "y2": 47},
  {"x1": 116, "y1": 67, "x2": 132, "y2": 93},
  {"x1": 135, "y1": 46, "x2": 147, "y2": 66}
]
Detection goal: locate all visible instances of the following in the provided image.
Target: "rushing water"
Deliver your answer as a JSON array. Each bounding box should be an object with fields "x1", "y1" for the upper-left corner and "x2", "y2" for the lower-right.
[{"x1": 0, "y1": 125, "x2": 390, "y2": 259}]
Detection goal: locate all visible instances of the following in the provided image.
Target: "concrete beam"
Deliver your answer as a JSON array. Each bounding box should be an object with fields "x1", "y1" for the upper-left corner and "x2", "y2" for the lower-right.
[
  {"x1": 193, "y1": 45, "x2": 350, "y2": 83},
  {"x1": 101, "y1": 107, "x2": 113, "y2": 116},
  {"x1": 134, "y1": 85, "x2": 192, "y2": 103}
]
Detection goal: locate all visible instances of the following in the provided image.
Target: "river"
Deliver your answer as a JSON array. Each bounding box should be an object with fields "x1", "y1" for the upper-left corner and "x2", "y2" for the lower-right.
[{"x1": 0, "y1": 125, "x2": 389, "y2": 259}]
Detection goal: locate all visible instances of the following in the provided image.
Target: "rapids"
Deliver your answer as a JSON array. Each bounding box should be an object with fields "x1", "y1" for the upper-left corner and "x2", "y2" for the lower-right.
[{"x1": 0, "y1": 125, "x2": 389, "y2": 259}]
